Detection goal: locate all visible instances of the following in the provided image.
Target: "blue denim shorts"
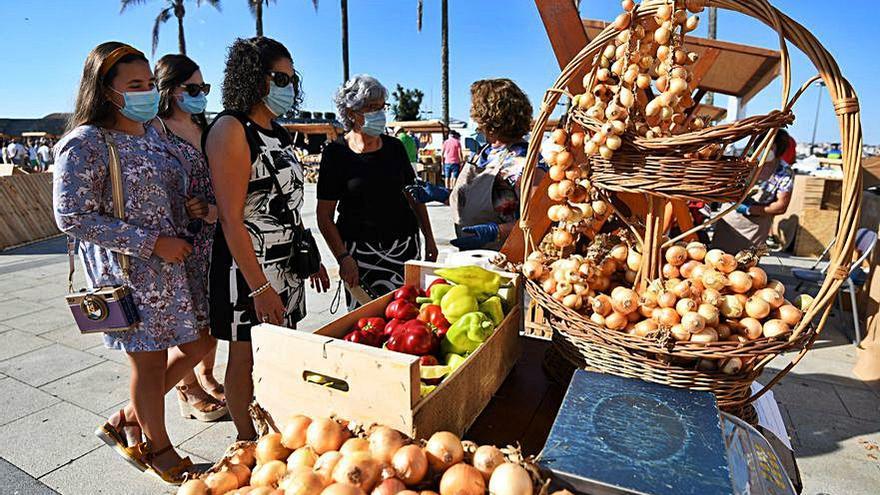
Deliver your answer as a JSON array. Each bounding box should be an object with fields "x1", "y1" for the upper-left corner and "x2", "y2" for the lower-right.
[{"x1": 443, "y1": 163, "x2": 461, "y2": 178}]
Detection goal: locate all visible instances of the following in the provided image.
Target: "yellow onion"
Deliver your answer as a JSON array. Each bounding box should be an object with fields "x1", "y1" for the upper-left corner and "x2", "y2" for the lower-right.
[
  {"x1": 716, "y1": 323, "x2": 732, "y2": 339},
  {"x1": 701, "y1": 269, "x2": 727, "y2": 291},
  {"x1": 748, "y1": 267, "x2": 768, "y2": 289},
  {"x1": 657, "y1": 291, "x2": 677, "y2": 308},
  {"x1": 755, "y1": 288, "x2": 784, "y2": 309},
  {"x1": 727, "y1": 271, "x2": 752, "y2": 294},
  {"x1": 719, "y1": 295, "x2": 744, "y2": 319},
  {"x1": 715, "y1": 254, "x2": 737, "y2": 274},
  {"x1": 284, "y1": 472, "x2": 330, "y2": 495},
  {"x1": 341, "y1": 438, "x2": 370, "y2": 457},
  {"x1": 763, "y1": 319, "x2": 791, "y2": 338},
  {"x1": 230, "y1": 444, "x2": 257, "y2": 468},
  {"x1": 626, "y1": 250, "x2": 642, "y2": 272},
  {"x1": 314, "y1": 451, "x2": 344, "y2": 485},
  {"x1": 522, "y1": 260, "x2": 544, "y2": 280},
  {"x1": 681, "y1": 312, "x2": 706, "y2": 334},
  {"x1": 307, "y1": 419, "x2": 349, "y2": 455},
  {"x1": 679, "y1": 260, "x2": 701, "y2": 279},
  {"x1": 675, "y1": 298, "x2": 697, "y2": 316},
  {"x1": 205, "y1": 471, "x2": 240, "y2": 494},
  {"x1": 440, "y1": 464, "x2": 485, "y2": 495},
  {"x1": 776, "y1": 304, "x2": 803, "y2": 326},
  {"x1": 589, "y1": 312, "x2": 606, "y2": 326},
  {"x1": 704, "y1": 249, "x2": 724, "y2": 267},
  {"x1": 766, "y1": 279, "x2": 786, "y2": 296},
  {"x1": 257, "y1": 433, "x2": 293, "y2": 464},
  {"x1": 472, "y1": 445, "x2": 505, "y2": 481},
  {"x1": 738, "y1": 318, "x2": 763, "y2": 340},
  {"x1": 670, "y1": 324, "x2": 690, "y2": 341},
  {"x1": 332, "y1": 452, "x2": 381, "y2": 492},
  {"x1": 662, "y1": 263, "x2": 680, "y2": 279},
  {"x1": 697, "y1": 303, "x2": 720, "y2": 326},
  {"x1": 690, "y1": 327, "x2": 718, "y2": 343},
  {"x1": 282, "y1": 415, "x2": 313, "y2": 450},
  {"x1": 604, "y1": 312, "x2": 628, "y2": 330},
  {"x1": 371, "y1": 479, "x2": 406, "y2": 495},
  {"x1": 609, "y1": 244, "x2": 629, "y2": 262},
  {"x1": 288, "y1": 447, "x2": 319, "y2": 472},
  {"x1": 745, "y1": 297, "x2": 771, "y2": 320},
  {"x1": 391, "y1": 445, "x2": 428, "y2": 486},
  {"x1": 721, "y1": 357, "x2": 743, "y2": 375},
  {"x1": 322, "y1": 484, "x2": 367, "y2": 495},
  {"x1": 252, "y1": 460, "x2": 288, "y2": 488},
  {"x1": 488, "y1": 463, "x2": 533, "y2": 495},
  {"x1": 653, "y1": 307, "x2": 680, "y2": 327},
  {"x1": 425, "y1": 431, "x2": 464, "y2": 472},
  {"x1": 221, "y1": 464, "x2": 251, "y2": 487},
  {"x1": 177, "y1": 480, "x2": 210, "y2": 495},
  {"x1": 633, "y1": 319, "x2": 659, "y2": 337},
  {"x1": 701, "y1": 288, "x2": 722, "y2": 307},
  {"x1": 610, "y1": 287, "x2": 639, "y2": 315}
]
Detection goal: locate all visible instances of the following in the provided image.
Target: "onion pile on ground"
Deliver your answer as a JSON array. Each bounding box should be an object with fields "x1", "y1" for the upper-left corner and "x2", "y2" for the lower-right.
[{"x1": 178, "y1": 415, "x2": 550, "y2": 495}]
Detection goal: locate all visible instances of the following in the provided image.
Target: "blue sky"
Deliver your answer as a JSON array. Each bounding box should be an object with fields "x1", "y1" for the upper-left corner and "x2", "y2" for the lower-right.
[{"x1": 0, "y1": 0, "x2": 876, "y2": 144}]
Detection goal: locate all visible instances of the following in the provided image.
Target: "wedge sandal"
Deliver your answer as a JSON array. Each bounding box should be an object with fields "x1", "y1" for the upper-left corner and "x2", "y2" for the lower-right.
[
  {"x1": 145, "y1": 444, "x2": 194, "y2": 485},
  {"x1": 94, "y1": 409, "x2": 148, "y2": 471},
  {"x1": 176, "y1": 384, "x2": 228, "y2": 422}
]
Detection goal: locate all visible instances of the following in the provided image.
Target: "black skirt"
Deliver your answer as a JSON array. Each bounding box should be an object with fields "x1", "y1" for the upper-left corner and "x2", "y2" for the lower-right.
[{"x1": 343, "y1": 234, "x2": 421, "y2": 310}]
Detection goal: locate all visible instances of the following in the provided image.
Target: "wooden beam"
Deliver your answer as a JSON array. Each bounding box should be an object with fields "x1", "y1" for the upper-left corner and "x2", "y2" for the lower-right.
[
  {"x1": 689, "y1": 47, "x2": 721, "y2": 90},
  {"x1": 534, "y1": 0, "x2": 590, "y2": 93}
]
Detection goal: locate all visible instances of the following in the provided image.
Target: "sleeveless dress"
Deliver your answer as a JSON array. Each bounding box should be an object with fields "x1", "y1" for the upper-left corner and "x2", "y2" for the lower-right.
[
  {"x1": 205, "y1": 111, "x2": 306, "y2": 341},
  {"x1": 53, "y1": 125, "x2": 200, "y2": 352},
  {"x1": 161, "y1": 125, "x2": 216, "y2": 330}
]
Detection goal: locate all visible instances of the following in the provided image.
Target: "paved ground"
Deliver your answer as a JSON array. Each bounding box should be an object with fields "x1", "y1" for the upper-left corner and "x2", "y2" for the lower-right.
[{"x1": 0, "y1": 185, "x2": 877, "y2": 494}]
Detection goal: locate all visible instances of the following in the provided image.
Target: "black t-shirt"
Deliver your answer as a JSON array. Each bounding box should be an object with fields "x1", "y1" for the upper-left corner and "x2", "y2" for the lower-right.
[{"x1": 317, "y1": 134, "x2": 419, "y2": 242}]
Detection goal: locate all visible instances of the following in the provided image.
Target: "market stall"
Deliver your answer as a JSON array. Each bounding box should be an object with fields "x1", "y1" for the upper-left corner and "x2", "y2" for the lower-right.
[{"x1": 178, "y1": 1, "x2": 862, "y2": 494}]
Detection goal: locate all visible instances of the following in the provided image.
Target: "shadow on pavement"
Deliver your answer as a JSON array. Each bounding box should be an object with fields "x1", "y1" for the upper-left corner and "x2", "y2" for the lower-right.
[{"x1": 1, "y1": 236, "x2": 67, "y2": 255}]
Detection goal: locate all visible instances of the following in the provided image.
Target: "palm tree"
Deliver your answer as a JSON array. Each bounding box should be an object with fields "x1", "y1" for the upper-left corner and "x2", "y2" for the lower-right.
[
  {"x1": 248, "y1": 0, "x2": 318, "y2": 37},
  {"x1": 120, "y1": 0, "x2": 221, "y2": 57},
  {"x1": 417, "y1": 0, "x2": 449, "y2": 124}
]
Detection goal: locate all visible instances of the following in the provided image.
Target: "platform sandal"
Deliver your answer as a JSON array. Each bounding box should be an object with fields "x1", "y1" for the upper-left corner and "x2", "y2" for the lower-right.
[
  {"x1": 94, "y1": 409, "x2": 148, "y2": 471},
  {"x1": 176, "y1": 384, "x2": 228, "y2": 422},
  {"x1": 144, "y1": 443, "x2": 194, "y2": 485}
]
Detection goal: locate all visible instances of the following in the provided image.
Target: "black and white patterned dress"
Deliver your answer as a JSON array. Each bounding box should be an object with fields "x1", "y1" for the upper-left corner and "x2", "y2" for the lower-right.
[{"x1": 206, "y1": 111, "x2": 306, "y2": 341}]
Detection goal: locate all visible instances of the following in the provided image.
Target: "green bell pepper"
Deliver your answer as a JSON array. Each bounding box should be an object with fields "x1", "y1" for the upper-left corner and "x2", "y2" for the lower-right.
[
  {"x1": 441, "y1": 311, "x2": 495, "y2": 355},
  {"x1": 479, "y1": 296, "x2": 505, "y2": 326},
  {"x1": 416, "y1": 283, "x2": 452, "y2": 306},
  {"x1": 435, "y1": 266, "x2": 502, "y2": 300},
  {"x1": 445, "y1": 353, "x2": 467, "y2": 371},
  {"x1": 439, "y1": 285, "x2": 478, "y2": 323}
]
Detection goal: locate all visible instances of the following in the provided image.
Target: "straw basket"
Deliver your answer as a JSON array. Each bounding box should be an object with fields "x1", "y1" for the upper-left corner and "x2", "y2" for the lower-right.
[{"x1": 519, "y1": 0, "x2": 863, "y2": 415}]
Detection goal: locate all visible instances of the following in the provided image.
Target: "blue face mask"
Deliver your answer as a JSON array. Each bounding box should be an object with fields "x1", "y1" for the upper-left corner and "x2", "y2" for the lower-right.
[
  {"x1": 178, "y1": 92, "x2": 207, "y2": 114},
  {"x1": 112, "y1": 87, "x2": 160, "y2": 123},
  {"x1": 263, "y1": 81, "x2": 295, "y2": 116},
  {"x1": 361, "y1": 110, "x2": 387, "y2": 136}
]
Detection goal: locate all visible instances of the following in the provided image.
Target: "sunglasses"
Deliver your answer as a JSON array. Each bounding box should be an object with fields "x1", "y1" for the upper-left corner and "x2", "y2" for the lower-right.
[
  {"x1": 180, "y1": 83, "x2": 211, "y2": 97},
  {"x1": 268, "y1": 71, "x2": 295, "y2": 88}
]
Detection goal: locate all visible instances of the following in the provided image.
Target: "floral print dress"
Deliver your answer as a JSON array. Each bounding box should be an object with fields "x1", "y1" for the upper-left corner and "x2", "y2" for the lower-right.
[
  {"x1": 53, "y1": 125, "x2": 200, "y2": 352},
  {"x1": 164, "y1": 129, "x2": 216, "y2": 330}
]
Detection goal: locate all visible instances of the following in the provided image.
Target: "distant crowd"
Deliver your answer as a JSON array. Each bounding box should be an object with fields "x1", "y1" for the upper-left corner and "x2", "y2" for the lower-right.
[{"x1": 1, "y1": 137, "x2": 56, "y2": 171}]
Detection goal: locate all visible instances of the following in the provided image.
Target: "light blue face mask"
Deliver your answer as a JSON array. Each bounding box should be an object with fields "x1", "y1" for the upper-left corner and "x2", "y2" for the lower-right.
[
  {"x1": 112, "y1": 87, "x2": 160, "y2": 123},
  {"x1": 263, "y1": 81, "x2": 295, "y2": 116},
  {"x1": 178, "y1": 92, "x2": 207, "y2": 114},
  {"x1": 361, "y1": 110, "x2": 387, "y2": 136}
]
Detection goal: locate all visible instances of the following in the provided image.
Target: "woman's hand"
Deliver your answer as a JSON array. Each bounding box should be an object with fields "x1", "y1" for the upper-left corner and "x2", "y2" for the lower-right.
[
  {"x1": 153, "y1": 236, "x2": 192, "y2": 263},
  {"x1": 253, "y1": 286, "x2": 285, "y2": 325},
  {"x1": 309, "y1": 264, "x2": 331, "y2": 293},
  {"x1": 339, "y1": 255, "x2": 360, "y2": 288},
  {"x1": 186, "y1": 196, "x2": 210, "y2": 219},
  {"x1": 425, "y1": 238, "x2": 439, "y2": 262}
]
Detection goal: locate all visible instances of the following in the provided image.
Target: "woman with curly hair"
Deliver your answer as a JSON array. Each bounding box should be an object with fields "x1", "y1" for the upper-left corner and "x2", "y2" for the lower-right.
[
  {"x1": 204, "y1": 37, "x2": 329, "y2": 440},
  {"x1": 449, "y1": 78, "x2": 545, "y2": 250},
  {"x1": 316, "y1": 75, "x2": 437, "y2": 309}
]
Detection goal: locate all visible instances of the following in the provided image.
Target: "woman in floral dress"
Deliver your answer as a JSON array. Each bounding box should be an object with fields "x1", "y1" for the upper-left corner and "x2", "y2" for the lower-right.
[
  {"x1": 53, "y1": 42, "x2": 213, "y2": 484},
  {"x1": 153, "y1": 53, "x2": 228, "y2": 423}
]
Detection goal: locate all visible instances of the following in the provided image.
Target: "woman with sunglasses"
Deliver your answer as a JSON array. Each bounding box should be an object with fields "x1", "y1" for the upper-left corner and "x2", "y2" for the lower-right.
[
  {"x1": 53, "y1": 41, "x2": 214, "y2": 484},
  {"x1": 152, "y1": 54, "x2": 228, "y2": 422},
  {"x1": 317, "y1": 75, "x2": 437, "y2": 309},
  {"x1": 205, "y1": 37, "x2": 330, "y2": 441}
]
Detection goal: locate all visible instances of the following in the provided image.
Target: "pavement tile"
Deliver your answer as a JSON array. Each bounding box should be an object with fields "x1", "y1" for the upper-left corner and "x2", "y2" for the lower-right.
[
  {"x1": 0, "y1": 329, "x2": 53, "y2": 362},
  {"x1": 770, "y1": 374, "x2": 851, "y2": 417},
  {"x1": 0, "y1": 377, "x2": 60, "y2": 426},
  {"x1": 0, "y1": 401, "x2": 103, "y2": 478},
  {"x1": 0, "y1": 457, "x2": 59, "y2": 495},
  {"x1": 177, "y1": 422, "x2": 238, "y2": 463},
  {"x1": 2, "y1": 305, "x2": 76, "y2": 335},
  {"x1": 795, "y1": 451, "x2": 880, "y2": 495},
  {"x1": 834, "y1": 383, "x2": 880, "y2": 422},
  {"x1": 0, "y1": 298, "x2": 47, "y2": 323},
  {"x1": 84, "y1": 343, "x2": 128, "y2": 365},
  {"x1": 40, "y1": 361, "x2": 130, "y2": 415},
  {"x1": 787, "y1": 407, "x2": 880, "y2": 461},
  {"x1": 39, "y1": 444, "x2": 179, "y2": 495},
  {"x1": 11, "y1": 284, "x2": 71, "y2": 304},
  {"x1": 38, "y1": 326, "x2": 104, "y2": 351},
  {"x1": 0, "y1": 344, "x2": 103, "y2": 387}
]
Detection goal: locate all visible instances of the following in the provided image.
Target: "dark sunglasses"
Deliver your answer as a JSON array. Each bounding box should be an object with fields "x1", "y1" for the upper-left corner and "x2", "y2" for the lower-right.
[
  {"x1": 180, "y1": 83, "x2": 211, "y2": 97},
  {"x1": 268, "y1": 71, "x2": 295, "y2": 88}
]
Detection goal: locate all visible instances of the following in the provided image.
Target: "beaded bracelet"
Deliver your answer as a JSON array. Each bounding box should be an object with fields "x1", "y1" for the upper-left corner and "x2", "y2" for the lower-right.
[{"x1": 249, "y1": 281, "x2": 272, "y2": 298}]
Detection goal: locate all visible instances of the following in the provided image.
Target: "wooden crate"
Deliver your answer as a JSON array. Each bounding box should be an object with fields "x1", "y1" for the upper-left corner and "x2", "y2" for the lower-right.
[
  {"x1": 252, "y1": 261, "x2": 522, "y2": 438},
  {"x1": 0, "y1": 173, "x2": 60, "y2": 250},
  {"x1": 794, "y1": 208, "x2": 839, "y2": 257}
]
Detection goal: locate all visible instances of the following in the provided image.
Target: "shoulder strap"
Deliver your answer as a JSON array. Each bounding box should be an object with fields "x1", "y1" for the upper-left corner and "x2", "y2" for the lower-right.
[{"x1": 68, "y1": 130, "x2": 131, "y2": 293}]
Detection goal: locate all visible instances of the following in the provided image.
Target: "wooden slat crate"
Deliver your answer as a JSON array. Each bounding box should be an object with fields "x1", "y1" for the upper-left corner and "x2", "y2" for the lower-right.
[
  {"x1": 0, "y1": 173, "x2": 59, "y2": 250},
  {"x1": 252, "y1": 261, "x2": 522, "y2": 438}
]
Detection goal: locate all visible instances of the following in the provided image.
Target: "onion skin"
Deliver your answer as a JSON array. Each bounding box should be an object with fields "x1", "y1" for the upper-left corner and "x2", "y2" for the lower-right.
[
  {"x1": 257, "y1": 433, "x2": 294, "y2": 464},
  {"x1": 689, "y1": 327, "x2": 718, "y2": 343},
  {"x1": 369, "y1": 426, "x2": 408, "y2": 464},
  {"x1": 314, "y1": 451, "x2": 344, "y2": 484},
  {"x1": 341, "y1": 438, "x2": 371, "y2": 457},
  {"x1": 288, "y1": 447, "x2": 319, "y2": 472},
  {"x1": 308, "y1": 419, "x2": 349, "y2": 455},
  {"x1": 222, "y1": 464, "x2": 252, "y2": 487},
  {"x1": 763, "y1": 319, "x2": 791, "y2": 338},
  {"x1": 371, "y1": 478, "x2": 407, "y2": 495},
  {"x1": 776, "y1": 304, "x2": 803, "y2": 326},
  {"x1": 755, "y1": 288, "x2": 784, "y2": 309},
  {"x1": 686, "y1": 242, "x2": 707, "y2": 261},
  {"x1": 425, "y1": 432, "x2": 464, "y2": 472},
  {"x1": 747, "y1": 267, "x2": 768, "y2": 289},
  {"x1": 604, "y1": 311, "x2": 628, "y2": 330},
  {"x1": 178, "y1": 479, "x2": 210, "y2": 495},
  {"x1": 727, "y1": 271, "x2": 752, "y2": 294},
  {"x1": 284, "y1": 471, "x2": 330, "y2": 495},
  {"x1": 745, "y1": 297, "x2": 771, "y2": 320},
  {"x1": 332, "y1": 452, "x2": 381, "y2": 492},
  {"x1": 252, "y1": 460, "x2": 288, "y2": 488},
  {"x1": 391, "y1": 445, "x2": 428, "y2": 486},
  {"x1": 738, "y1": 318, "x2": 764, "y2": 340},
  {"x1": 610, "y1": 287, "x2": 639, "y2": 315},
  {"x1": 282, "y1": 415, "x2": 313, "y2": 450},
  {"x1": 230, "y1": 444, "x2": 258, "y2": 468},
  {"x1": 439, "y1": 464, "x2": 486, "y2": 495},
  {"x1": 488, "y1": 463, "x2": 533, "y2": 495},
  {"x1": 322, "y1": 484, "x2": 367, "y2": 495},
  {"x1": 472, "y1": 445, "x2": 504, "y2": 480}
]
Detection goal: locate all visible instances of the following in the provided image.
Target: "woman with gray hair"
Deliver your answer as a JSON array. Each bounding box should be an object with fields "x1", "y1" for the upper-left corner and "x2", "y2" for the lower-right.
[{"x1": 317, "y1": 75, "x2": 437, "y2": 307}]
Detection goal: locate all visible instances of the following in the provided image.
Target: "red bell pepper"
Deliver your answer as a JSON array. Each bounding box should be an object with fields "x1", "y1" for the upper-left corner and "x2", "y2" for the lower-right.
[
  {"x1": 356, "y1": 317, "x2": 387, "y2": 336},
  {"x1": 426, "y1": 278, "x2": 450, "y2": 296},
  {"x1": 386, "y1": 320, "x2": 439, "y2": 356},
  {"x1": 392, "y1": 284, "x2": 421, "y2": 303},
  {"x1": 383, "y1": 318, "x2": 406, "y2": 337},
  {"x1": 385, "y1": 299, "x2": 419, "y2": 321},
  {"x1": 417, "y1": 304, "x2": 451, "y2": 337},
  {"x1": 344, "y1": 330, "x2": 381, "y2": 347},
  {"x1": 419, "y1": 355, "x2": 439, "y2": 366}
]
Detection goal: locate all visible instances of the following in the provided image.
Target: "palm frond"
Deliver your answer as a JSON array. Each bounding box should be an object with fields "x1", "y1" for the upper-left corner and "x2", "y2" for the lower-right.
[
  {"x1": 311, "y1": 0, "x2": 318, "y2": 11},
  {"x1": 198, "y1": 0, "x2": 222, "y2": 10},
  {"x1": 417, "y1": 0, "x2": 423, "y2": 31},
  {"x1": 120, "y1": 0, "x2": 152, "y2": 14},
  {"x1": 152, "y1": 6, "x2": 173, "y2": 56}
]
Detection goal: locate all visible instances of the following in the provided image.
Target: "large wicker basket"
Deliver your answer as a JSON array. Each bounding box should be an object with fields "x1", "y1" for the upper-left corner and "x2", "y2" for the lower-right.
[{"x1": 519, "y1": 0, "x2": 863, "y2": 415}]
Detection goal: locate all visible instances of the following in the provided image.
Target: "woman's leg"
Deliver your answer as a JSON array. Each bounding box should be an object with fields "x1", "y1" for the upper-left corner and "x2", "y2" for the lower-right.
[
  {"x1": 126, "y1": 349, "x2": 181, "y2": 471},
  {"x1": 225, "y1": 341, "x2": 257, "y2": 440},
  {"x1": 195, "y1": 338, "x2": 224, "y2": 400}
]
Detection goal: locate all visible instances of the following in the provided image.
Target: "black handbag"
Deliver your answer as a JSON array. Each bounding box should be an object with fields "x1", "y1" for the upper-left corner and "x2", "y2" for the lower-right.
[{"x1": 263, "y1": 155, "x2": 322, "y2": 279}]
